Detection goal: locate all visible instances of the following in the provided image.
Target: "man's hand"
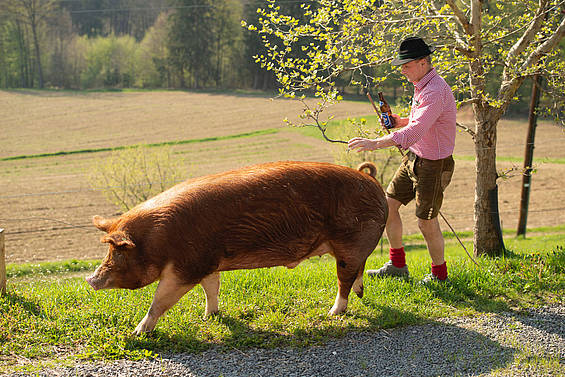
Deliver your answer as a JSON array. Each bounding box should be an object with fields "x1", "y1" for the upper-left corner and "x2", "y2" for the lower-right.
[
  {"x1": 389, "y1": 114, "x2": 409, "y2": 129},
  {"x1": 348, "y1": 137, "x2": 377, "y2": 151},
  {"x1": 348, "y1": 133, "x2": 398, "y2": 152}
]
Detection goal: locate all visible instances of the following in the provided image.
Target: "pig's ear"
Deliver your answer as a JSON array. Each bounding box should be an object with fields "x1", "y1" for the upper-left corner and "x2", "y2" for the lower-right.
[
  {"x1": 101, "y1": 231, "x2": 136, "y2": 249},
  {"x1": 93, "y1": 215, "x2": 116, "y2": 232}
]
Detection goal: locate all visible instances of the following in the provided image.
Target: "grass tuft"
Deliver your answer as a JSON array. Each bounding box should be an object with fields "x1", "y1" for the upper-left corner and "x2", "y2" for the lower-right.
[{"x1": 1, "y1": 129, "x2": 280, "y2": 162}]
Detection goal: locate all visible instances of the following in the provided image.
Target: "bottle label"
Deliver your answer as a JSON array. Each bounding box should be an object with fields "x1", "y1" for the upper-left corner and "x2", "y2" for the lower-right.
[{"x1": 382, "y1": 113, "x2": 393, "y2": 129}]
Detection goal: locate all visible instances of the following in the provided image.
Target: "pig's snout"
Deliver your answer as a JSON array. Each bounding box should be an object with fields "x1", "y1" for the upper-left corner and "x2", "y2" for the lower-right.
[{"x1": 85, "y1": 275, "x2": 102, "y2": 290}]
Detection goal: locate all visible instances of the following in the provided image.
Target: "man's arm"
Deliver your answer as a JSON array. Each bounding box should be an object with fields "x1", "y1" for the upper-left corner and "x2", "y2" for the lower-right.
[
  {"x1": 390, "y1": 92, "x2": 443, "y2": 149},
  {"x1": 348, "y1": 132, "x2": 398, "y2": 151},
  {"x1": 390, "y1": 114, "x2": 409, "y2": 129},
  {"x1": 347, "y1": 113, "x2": 407, "y2": 151}
]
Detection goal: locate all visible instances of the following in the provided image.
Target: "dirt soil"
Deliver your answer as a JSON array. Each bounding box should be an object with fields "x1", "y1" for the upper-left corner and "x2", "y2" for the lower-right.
[{"x1": 1, "y1": 90, "x2": 564, "y2": 264}]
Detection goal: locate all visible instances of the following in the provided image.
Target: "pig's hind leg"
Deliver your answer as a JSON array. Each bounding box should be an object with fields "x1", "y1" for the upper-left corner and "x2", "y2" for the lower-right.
[
  {"x1": 200, "y1": 272, "x2": 220, "y2": 317},
  {"x1": 329, "y1": 238, "x2": 377, "y2": 315},
  {"x1": 329, "y1": 257, "x2": 364, "y2": 315},
  {"x1": 134, "y1": 265, "x2": 195, "y2": 335},
  {"x1": 351, "y1": 260, "x2": 366, "y2": 298}
]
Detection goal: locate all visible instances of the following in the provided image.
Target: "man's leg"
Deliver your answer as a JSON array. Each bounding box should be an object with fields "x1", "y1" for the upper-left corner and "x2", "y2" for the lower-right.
[
  {"x1": 415, "y1": 156, "x2": 454, "y2": 282},
  {"x1": 418, "y1": 217, "x2": 448, "y2": 281},
  {"x1": 418, "y1": 217, "x2": 444, "y2": 265},
  {"x1": 367, "y1": 196, "x2": 409, "y2": 278},
  {"x1": 385, "y1": 196, "x2": 403, "y2": 249}
]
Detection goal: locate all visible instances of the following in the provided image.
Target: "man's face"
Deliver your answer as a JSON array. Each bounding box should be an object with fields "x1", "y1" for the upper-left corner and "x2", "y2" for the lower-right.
[{"x1": 400, "y1": 58, "x2": 430, "y2": 83}]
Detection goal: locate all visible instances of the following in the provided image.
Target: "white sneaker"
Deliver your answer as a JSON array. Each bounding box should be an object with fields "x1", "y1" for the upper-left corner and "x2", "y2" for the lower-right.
[{"x1": 367, "y1": 261, "x2": 409, "y2": 278}]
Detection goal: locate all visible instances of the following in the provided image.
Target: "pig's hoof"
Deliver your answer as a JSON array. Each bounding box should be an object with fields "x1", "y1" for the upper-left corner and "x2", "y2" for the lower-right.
[
  {"x1": 133, "y1": 319, "x2": 156, "y2": 335},
  {"x1": 353, "y1": 286, "x2": 364, "y2": 299},
  {"x1": 329, "y1": 296, "x2": 348, "y2": 315},
  {"x1": 132, "y1": 326, "x2": 153, "y2": 336},
  {"x1": 352, "y1": 277, "x2": 364, "y2": 298},
  {"x1": 328, "y1": 305, "x2": 347, "y2": 315},
  {"x1": 204, "y1": 310, "x2": 219, "y2": 319}
]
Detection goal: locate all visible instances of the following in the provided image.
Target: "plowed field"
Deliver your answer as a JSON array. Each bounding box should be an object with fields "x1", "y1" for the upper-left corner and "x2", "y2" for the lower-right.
[{"x1": 1, "y1": 90, "x2": 564, "y2": 263}]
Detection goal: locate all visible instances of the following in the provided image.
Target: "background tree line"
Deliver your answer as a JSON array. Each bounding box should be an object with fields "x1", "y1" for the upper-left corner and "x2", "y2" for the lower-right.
[
  {"x1": 0, "y1": 0, "x2": 561, "y2": 116},
  {"x1": 0, "y1": 0, "x2": 298, "y2": 90}
]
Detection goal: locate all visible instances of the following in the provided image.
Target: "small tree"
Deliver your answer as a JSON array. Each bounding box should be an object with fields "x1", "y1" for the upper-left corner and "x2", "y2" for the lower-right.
[
  {"x1": 167, "y1": 0, "x2": 216, "y2": 88},
  {"x1": 322, "y1": 116, "x2": 402, "y2": 185},
  {"x1": 247, "y1": 0, "x2": 565, "y2": 257},
  {"x1": 135, "y1": 12, "x2": 171, "y2": 88},
  {"x1": 80, "y1": 34, "x2": 137, "y2": 88},
  {"x1": 90, "y1": 145, "x2": 185, "y2": 212}
]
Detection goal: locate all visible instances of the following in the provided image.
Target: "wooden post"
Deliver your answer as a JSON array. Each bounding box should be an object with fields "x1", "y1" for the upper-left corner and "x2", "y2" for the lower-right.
[
  {"x1": 517, "y1": 75, "x2": 542, "y2": 236},
  {"x1": 0, "y1": 228, "x2": 6, "y2": 295}
]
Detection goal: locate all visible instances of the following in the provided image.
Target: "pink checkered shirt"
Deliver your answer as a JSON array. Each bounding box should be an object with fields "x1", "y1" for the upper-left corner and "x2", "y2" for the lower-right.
[{"x1": 391, "y1": 68, "x2": 456, "y2": 160}]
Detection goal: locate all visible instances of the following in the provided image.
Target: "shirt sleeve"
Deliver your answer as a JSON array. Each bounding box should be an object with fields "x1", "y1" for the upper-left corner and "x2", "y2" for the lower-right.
[{"x1": 391, "y1": 89, "x2": 444, "y2": 149}]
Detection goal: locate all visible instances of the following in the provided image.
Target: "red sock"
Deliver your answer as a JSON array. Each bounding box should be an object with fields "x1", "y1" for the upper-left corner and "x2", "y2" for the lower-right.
[
  {"x1": 431, "y1": 261, "x2": 448, "y2": 280},
  {"x1": 389, "y1": 247, "x2": 406, "y2": 268}
]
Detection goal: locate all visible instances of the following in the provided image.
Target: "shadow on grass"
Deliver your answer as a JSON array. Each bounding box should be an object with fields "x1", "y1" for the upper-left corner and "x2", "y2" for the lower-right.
[
  {"x1": 423, "y1": 277, "x2": 511, "y2": 313},
  {"x1": 0, "y1": 290, "x2": 47, "y2": 318},
  {"x1": 122, "y1": 306, "x2": 517, "y2": 377},
  {"x1": 124, "y1": 305, "x2": 427, "y2": 356}
]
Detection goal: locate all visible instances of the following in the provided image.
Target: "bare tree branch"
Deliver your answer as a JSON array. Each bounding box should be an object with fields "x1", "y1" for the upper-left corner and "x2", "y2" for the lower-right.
[
  {"x1": 445, "y1": 0, "x2": 472, "y2": 35},
  {"x1": 506, "y1": 0, "x2": 549, "y2": 68},
  {"x1": 470, "y1": 0, "x2": 482, "y2": 39},
  {"x1": 521, "y1": 15, "x2": 565, "y2": 72},
  {"x1": 430, "y1": 1, "x2": 472, "y2": 55},
  {"x1": 456, "y1": 121, "x2": 476, "y2": 138},
  {"x1": 497, "y1": 14, "x2": 565, "y2": 106}
]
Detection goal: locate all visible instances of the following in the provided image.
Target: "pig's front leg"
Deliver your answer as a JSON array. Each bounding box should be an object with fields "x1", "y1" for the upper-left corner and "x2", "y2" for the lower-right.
[
  {"x1": 200, "y1": 272, "x2": 220, "y2": 317},
  {"x1": 134, "y1": 266, "x2": 195, "y2": 335}
]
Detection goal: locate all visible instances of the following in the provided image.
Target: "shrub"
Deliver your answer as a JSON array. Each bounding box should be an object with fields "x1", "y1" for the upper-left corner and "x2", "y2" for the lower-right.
[{"x1": 90, "y1": 145, "x2": 185, "y2": 211}]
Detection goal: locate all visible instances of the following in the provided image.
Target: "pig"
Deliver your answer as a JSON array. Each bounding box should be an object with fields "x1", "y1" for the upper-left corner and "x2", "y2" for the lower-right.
[{"x1": 86, "y1": 161, "x2": 388, "y2": 335}]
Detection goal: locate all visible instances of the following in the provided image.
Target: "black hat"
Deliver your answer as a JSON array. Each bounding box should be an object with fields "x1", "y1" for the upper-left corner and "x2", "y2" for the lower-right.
[{"x1": 391, "y1": 37, "x2": 435, "y2": 66}]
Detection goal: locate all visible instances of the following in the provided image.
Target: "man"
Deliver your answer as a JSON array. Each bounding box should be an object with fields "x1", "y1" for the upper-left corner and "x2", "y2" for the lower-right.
[{"x1": 348, "y1": 36, "x2": 456, "y2": 283}]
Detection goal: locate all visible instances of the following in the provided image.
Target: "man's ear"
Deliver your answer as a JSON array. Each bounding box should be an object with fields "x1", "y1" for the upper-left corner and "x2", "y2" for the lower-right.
[
  {"x1": 93, "y1": 215, "x2": 117, "y2": 233},
  {"x1": 101, "y1": 231, "x2": 135, "y2": 249}
]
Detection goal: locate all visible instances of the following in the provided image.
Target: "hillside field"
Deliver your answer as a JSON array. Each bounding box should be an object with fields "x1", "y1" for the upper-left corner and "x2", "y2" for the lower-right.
[{"x1": 1, "y1": 89, "x2": 564, "y2": 264}]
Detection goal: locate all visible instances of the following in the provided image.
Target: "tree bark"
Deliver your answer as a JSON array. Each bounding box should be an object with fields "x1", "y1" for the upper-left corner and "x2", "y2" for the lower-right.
[
  {"x1": 30, "y1": 17, "x2": 43, "y2": 88},
  {"x1": 15, "y1": 20, "x2": 29, "y2": 87},
  {"x1": 473, "y1": 109, "x2": 505, "y2": 257}
]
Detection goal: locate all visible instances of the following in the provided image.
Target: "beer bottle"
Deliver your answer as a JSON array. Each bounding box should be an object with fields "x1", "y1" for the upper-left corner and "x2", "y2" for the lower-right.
[{"x1": 378, "y1": 92, "x2": 395, "y2": 129}]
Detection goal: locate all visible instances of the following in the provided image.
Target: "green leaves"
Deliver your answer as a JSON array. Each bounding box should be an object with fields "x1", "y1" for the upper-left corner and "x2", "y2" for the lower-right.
[{"x1": 248, "y1": 0, "x2": 565, "y2": 126}]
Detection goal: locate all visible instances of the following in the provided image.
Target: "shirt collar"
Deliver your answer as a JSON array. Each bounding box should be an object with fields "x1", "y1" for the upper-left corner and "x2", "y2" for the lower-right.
[{"x1": 414, "y1": 67, "x2": 437, "y2": 90}]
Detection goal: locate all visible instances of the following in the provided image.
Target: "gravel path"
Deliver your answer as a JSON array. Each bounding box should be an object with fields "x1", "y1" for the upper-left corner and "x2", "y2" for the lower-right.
[{"x1": 4, "y1": 305, "x2": 564, "y2": 377}]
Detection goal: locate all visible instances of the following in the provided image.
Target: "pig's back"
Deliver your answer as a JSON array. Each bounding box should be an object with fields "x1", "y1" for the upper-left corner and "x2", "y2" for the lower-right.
[{"x1": 139, "y1": 161, "x2": 387, "y2": 274}]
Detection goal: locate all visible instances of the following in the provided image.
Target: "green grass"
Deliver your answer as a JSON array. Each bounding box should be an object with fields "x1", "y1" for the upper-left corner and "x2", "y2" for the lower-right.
[
  {"x1": 1, "y1": 232, "x2": 564, "y2": 372},
  {"x1": 1, "y1": 129, "x2": 280, "y2": 162},
  {"x1": 454, "y1": 154, "x2": 565, "y2": 164},
  {"x1": 5, "y1": 259, "x2": 99, "y2": 279}
]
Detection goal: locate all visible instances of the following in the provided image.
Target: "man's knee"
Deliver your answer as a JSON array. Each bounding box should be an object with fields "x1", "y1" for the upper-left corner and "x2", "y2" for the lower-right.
[
  {"x1": 417, "y1": 217, "x2": 440, "y2": 235},
  {"x1": 386, "y1": 196, "x2": 402, "y2": 212}
]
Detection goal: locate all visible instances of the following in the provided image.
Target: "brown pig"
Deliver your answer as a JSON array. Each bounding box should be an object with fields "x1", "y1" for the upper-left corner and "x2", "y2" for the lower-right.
[{"x1": 87, "y1": 161, "x2": 387, "y2": 334}]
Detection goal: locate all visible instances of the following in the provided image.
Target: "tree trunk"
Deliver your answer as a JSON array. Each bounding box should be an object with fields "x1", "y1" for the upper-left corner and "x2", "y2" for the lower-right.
[
  {"x1": 30, "y1": 17, "x2": 44, "y2": 88},
  {"x1": 473, "y1": 111, "x2": 505, "y2": 256},
  {"x1": 178, "y1": 66, "x2": 185, "y2": 88},
  {"x1": 15, "y1": 21, "x2": 28, "y2": 87}
]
